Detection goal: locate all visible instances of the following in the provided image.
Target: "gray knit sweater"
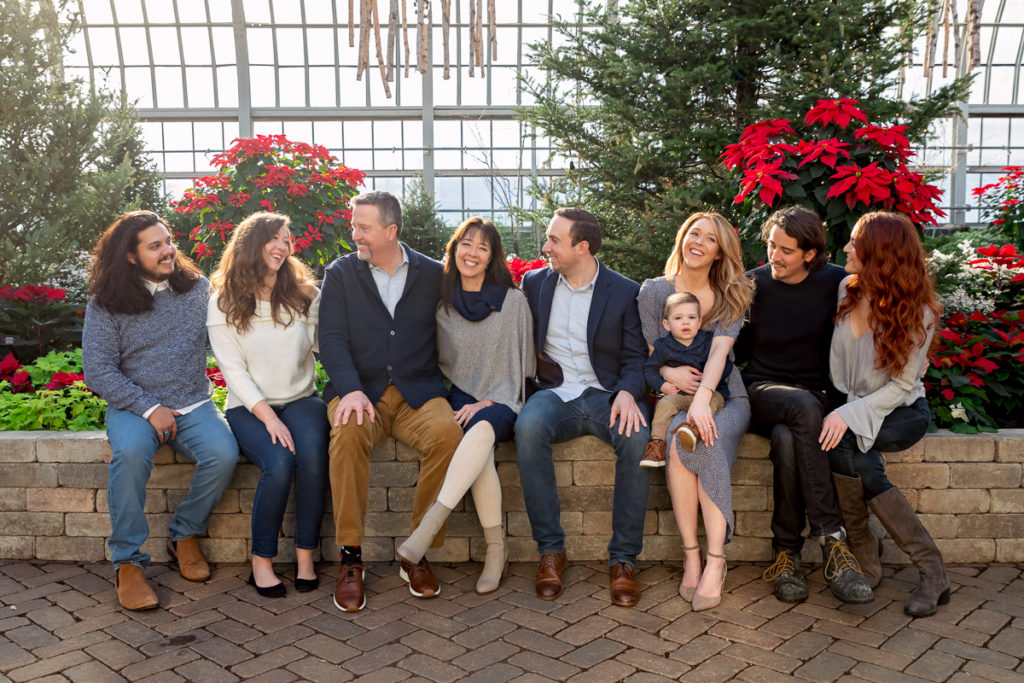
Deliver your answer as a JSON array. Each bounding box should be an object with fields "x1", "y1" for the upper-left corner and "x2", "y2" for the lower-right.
[
  {"x1": 83, "y1": 277, "x2": 213, "y2": 417},
  {"x1": 435, "y1": 288, "x2": 535, "y2": 414}
]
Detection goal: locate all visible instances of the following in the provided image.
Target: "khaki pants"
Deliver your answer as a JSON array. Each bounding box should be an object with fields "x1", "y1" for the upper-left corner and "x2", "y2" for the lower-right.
[
  {"x1": 650, "y1": 391, "x2": 726, "y2": 441},
  {"x1": 328, "y1": 384, "x2": 462, "y2": 547}
]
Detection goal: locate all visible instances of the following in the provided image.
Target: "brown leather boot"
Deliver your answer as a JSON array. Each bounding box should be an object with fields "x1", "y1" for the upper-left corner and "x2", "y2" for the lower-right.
[
  {"x1": 535, "y1": 551, "x2": 567, "y2": 600},
  {"x1": 115, "y1": 564, "x2": 158, "y2": 611},
  {"x1": 868, "y1": 487, "x2": 950, "y2": 617},
  {"x1": 168, "y1": 536, "x2": 211, "y2": 582},
  {"x1": 832, "y1": 473, "x2": 883, "y2": 588}
]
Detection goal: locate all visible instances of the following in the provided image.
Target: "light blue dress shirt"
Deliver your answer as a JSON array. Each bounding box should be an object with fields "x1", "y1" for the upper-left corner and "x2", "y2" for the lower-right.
[
  {"x1": 544, "y1": 270, "x2": 603, "y2": 402},
  {"x1": 368, "y1": 244, "x2": 410, "y2": 317}
]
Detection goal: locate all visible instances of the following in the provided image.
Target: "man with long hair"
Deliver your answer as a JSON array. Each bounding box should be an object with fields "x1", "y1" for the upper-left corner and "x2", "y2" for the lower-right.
[
  {"x1": 319, "y1": 190, "x2": 462, "y2": 612},
  {"x1": 734, "y1": 206, "x2": 873, "y2": 605},
  {"x1": 83, "y1": 210, "x2": 238, "y2": 611}
]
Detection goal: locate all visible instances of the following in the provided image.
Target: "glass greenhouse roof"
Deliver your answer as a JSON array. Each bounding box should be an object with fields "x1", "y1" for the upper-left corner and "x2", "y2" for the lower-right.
[{"x1": 62, "y1": 0, "x2": 1024, "y2": 227}]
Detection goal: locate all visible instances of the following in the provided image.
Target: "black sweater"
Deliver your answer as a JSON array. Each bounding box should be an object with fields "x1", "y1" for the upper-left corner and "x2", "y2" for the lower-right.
[{"x1": 734, "y1": 263, "x2": 846, "y2": 392}]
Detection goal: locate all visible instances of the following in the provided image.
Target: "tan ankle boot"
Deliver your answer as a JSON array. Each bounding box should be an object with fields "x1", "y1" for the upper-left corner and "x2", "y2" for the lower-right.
[
  {"x1": 168, "y1": 536, "x2": 210, "y2": 581},
  {"x1": 115, "y1": 564, "x2": 158, "y2": 610},
  {"x1": 476, "y1": 524, "x2": 508, "y2": 594}
]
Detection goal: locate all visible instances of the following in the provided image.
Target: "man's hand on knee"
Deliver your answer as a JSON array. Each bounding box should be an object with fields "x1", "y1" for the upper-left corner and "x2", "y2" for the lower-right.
[
  {"x1": 333, "y1": 390, "x2": 375, "y2": 427},
  {"x1": 610, "y1": 390, "x2": 647, "y2": 437},
  {"x1": 148, "y1": 406, "x2": 182, "y2": 444}
]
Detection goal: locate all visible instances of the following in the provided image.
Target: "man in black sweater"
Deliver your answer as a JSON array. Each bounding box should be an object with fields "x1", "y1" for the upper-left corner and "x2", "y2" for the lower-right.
[{"x1": 734, "y1": 206, "x2": 872, "y2": 605}]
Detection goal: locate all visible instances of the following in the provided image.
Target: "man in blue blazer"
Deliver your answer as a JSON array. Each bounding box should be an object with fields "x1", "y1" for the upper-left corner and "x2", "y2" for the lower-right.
[
  {"x1": 515, "y1": 207, "x2": 651, "y2": 607},
  {"x1": 319, "y1": 190, "x2": 462, "y2": 613}
]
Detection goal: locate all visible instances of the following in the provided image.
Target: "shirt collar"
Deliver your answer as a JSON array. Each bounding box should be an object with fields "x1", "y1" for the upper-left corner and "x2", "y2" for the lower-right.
[
  {"x1": 368, "y1": 243, "x2": 410, "y2": 275},
  {"x1": 142, "y1": 279, "x2": 170, "y2": 294},
  {"x1": 557, "y1": 262, "x2": 600, "y2": 293}
]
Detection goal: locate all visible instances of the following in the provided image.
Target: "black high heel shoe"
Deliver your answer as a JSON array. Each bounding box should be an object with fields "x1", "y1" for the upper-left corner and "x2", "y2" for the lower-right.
[
  {"x1": 248, "y1": 572, "x2": 286, "y2": 598},
  {"x1": 294, "y1": 565, "x2": 320, "y2": 592}
]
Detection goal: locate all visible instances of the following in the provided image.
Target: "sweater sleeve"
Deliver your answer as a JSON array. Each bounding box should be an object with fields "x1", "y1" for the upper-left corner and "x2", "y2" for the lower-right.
[
  {"x1": 206, "y1": 297, "x2": 266, "y2": 412},
  {"x1": 518, "y1": 293, "x2": 536, "y2": 410},
  {"x1": 644, "y1": 343, "x2": 666, "y2": 393},
  {"x1": 82, "y1": 300, "x2": 160, "y2": 416},
  {"x1": 835, "y1": 317, "x2": 936, "y2": 451}
]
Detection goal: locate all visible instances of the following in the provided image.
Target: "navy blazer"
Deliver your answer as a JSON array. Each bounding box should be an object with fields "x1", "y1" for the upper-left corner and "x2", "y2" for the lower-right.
[
  {"x1": 521, "y1": 261, "x2": 647, "y2": 401},
  {"x1": 318, "y1": 245, "x2": 447, "y2": 409}
]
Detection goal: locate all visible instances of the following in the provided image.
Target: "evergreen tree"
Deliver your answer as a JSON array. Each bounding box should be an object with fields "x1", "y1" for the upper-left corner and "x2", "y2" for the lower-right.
[
  {"x1": 0, "y1": 0, "x2": 165, "y2": 289},
  {"x1": 521, "y1": 0, "x2": 972, "y2": 279}
]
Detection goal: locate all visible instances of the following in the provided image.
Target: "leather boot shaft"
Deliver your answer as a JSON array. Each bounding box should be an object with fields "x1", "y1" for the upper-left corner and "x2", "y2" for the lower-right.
[{"x1": 832, "y1": 473, "x2": 883, "y2": 588}]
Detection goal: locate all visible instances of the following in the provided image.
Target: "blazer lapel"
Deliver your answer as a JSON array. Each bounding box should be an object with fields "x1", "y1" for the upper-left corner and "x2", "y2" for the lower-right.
[
  {"x1": 536, "y1": 270, "x2": 558, "y2": 348},
  {"x1": 586, "y1": 261, "x2": 610, "y2": 352}
]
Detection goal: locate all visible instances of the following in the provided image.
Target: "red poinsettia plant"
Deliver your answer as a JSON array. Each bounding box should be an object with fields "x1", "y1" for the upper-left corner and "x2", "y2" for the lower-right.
[
  {"x1": 172, "y1": 135, "x2": 366, "y2": 270},
  {"x1": 507, "y1": 256, "x2": 547, "y2": 285},
  {"x1": 0, "y1": 285, "x2": 84, "y2": 363},
  {"x1": 721, "y1": 98, "x2": 945, "y2": 256},
  {"x1": 972, "y1": 166, "x2": 1024, "y2": 250}
]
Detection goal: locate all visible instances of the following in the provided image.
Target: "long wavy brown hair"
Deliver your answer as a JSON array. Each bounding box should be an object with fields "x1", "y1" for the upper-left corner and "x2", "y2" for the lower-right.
[
  {"x1": 836, "y1": 212, "x2": 943, "y2": 376},
  {"x1": 210, "y1": 212, "x2": 315, "y2": 332},
  {"x1": 89, "y1": 210, "x2": 202, "y2": 315},
  {"x1": 663, "y1": 212, "x2": 755, "y2": 329},
  {"x1": 439, "y1": 217, "x2": 514, "y2": 311}
]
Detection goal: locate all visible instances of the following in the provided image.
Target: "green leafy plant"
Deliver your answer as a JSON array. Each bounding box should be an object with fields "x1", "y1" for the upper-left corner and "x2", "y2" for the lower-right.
[
  {"x1": 172, "y1": 135, "x2": 365, "y2": 271},
  {"x1": 925, "y1": 243, "x2": 1024, "y2": 432},
  {"x1": 0, "y1": 348, "x2": 105, "y2": 431},
  {"x1": 973, "y1": 166, "x2": 1024, "y2": 250},
  {"x1": 0, "y1": 285, "x2": 85, "y2": 363}
]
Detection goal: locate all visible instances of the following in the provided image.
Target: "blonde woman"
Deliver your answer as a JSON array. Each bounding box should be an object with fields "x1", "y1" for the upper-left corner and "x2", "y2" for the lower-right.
[
  {"x1": 637, "y1": 213, "x2": 754, "y2": 611},
  {"x1": 207, "y1": 212, "x2": 327, "y2": 598}
]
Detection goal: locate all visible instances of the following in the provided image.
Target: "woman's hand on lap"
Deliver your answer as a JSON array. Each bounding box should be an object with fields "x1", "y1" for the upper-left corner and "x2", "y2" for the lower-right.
[
  {"x1": 453, "y1": 399, "x2": 493, "y2": 427},
  {"x1": 818, "y1": 411, "x2": 848, "y2": 452}
]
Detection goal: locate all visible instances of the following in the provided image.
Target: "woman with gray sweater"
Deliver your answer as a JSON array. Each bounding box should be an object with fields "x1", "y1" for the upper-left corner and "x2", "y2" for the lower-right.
[
  {"x1": 397, "y1": 217, "x2": 534, "y2": 594},
  {"x1": 820, "y1": 211, "x2": 946, "y2": 617}
]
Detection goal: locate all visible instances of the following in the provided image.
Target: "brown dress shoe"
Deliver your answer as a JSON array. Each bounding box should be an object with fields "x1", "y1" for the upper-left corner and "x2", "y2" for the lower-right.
[
  {"x1": 400, "y1": 557, "x2": 440, "y2": 598},
  {"x1": 115, "y1": 564, "x2": 158, "y2": 611},
  {"x1": 640, "y1": 439, "x2": 667, "y2": 468},
  {"x1": 535, "y1": 551, "x2": 567, "y2": 600},
  {"x1": 334, "y1": 563, "x2": 366, "y2": 612},
  {"x1": 610, "y1": 562, "x2": 640, "y2": 607},
  {"x1": 167, "y1": 536, "x2": 210, "y2": 582}
]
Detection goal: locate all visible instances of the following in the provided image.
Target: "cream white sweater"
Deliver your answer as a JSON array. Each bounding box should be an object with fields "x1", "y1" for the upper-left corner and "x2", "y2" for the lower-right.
[{"x1": 207, "y1": 291, "x2": 319, "y2": 411}]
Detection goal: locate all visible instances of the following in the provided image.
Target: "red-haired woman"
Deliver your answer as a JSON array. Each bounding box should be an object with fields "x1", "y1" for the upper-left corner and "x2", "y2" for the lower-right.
[{"x1": 818, "y1": 211, "x2": 947, "y2": 617}]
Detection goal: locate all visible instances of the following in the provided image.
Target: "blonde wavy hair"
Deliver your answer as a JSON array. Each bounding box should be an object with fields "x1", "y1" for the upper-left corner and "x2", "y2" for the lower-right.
[{"x1": 663, "y1": 212, "x2": 754, "y2": 329}]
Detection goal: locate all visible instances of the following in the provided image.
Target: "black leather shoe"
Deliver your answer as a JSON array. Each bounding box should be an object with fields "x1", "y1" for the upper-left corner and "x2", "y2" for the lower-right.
[
  {"x1": 294, "y1": 565, "x2": 320, "y2": 592},
  {"x1": 248, "y1": 572, "x2": 286, "y2": 598}
]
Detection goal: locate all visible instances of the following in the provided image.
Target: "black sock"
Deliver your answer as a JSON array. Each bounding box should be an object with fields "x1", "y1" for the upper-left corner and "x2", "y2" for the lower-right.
[{"x1": 340, "y1": 545, "x2": 362, "y2": 565}]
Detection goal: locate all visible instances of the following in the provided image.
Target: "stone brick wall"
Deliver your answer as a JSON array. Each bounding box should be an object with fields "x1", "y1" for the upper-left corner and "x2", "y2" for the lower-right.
[{"x1": 1, "y1": 430, "x2": 1022, "y2": 566}]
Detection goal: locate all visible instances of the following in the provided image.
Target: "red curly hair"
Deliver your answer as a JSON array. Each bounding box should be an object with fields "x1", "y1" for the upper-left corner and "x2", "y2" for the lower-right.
[{"x1": 836, "y1": 212, "x2": 943, "y2": 376}]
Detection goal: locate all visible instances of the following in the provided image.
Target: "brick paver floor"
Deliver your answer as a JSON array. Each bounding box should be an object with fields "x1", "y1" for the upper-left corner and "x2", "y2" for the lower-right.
[{"x1": 1, "y1": 559, "x2": 1022, "y2": 682}]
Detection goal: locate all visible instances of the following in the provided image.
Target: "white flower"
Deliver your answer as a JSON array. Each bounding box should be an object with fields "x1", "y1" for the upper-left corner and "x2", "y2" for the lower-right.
[{"x1": 950, "y1": 403, "x2": 968, "y2": 422}]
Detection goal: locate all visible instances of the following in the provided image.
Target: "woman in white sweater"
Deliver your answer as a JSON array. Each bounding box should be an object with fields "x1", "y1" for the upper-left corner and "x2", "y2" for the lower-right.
[
  {"x1": 397, "y1": 217, "x2": 534, "y2": 594},
  {"x1": 208, "y1": 212, "x2": 327, "y2": 598},
  {"x1": 819, "y1": 211, "x2": 946, "y2": 617}
]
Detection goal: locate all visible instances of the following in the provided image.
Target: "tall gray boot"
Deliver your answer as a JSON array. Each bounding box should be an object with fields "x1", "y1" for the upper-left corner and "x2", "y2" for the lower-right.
[
  {"x1": 397, "y1": 501, "x2": 452, "y2": 565},
  {"x1": 832, "y1": 473, "x2": 883, "y2": 588},
  {"x1": 476, "y1": 524, "x2": 507, "y2": 594},
  {"x1": 868, "y1": 487, "x2": 950, "y2": 617}
]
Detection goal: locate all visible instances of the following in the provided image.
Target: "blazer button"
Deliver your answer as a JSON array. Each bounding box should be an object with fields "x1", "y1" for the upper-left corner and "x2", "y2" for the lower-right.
[
  {"x1": 390, "y1": 330, "x2": 395, "y2": 336},
  {"x1": 387, "y1": 365, "x2": 393, "y2": 372}
]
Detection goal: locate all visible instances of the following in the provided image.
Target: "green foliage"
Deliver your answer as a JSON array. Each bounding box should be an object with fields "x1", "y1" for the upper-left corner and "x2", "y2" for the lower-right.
[
  {"x1": 0, "y1": 0, "x2": 166, "y2": 286},
  {"x1": 520, "y1": 0, "x2": 972, "y2": 279},
  {"x1": 399, "y1": 179, "x2": 450, "y2": 260},
  {"x1": 0, "y1": 348, "x2": 105, "y2": 431},
  {"x1": 973, "y1": 166, "x2": 1024, "y2": 250},
  {"x1": 0, "y1": 285, "x2": 84, "y2": 363}
]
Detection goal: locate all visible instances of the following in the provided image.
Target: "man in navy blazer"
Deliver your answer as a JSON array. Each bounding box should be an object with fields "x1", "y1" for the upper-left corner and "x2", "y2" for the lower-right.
[
  {"x1": 515, "y1": 207, "x2": 651, "y2": 607},
  {"x1": 319, "y1": 190, "x2": 462, "y2": 613}
]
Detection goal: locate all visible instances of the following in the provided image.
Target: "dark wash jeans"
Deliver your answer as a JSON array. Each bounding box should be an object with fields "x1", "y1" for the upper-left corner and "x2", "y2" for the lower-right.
[
  {"x1": 828, "y1": 397, "x2": 930, "y2": 500},
  {"x1": 226, "y1": 395, "x2": 329, "y2": 558},
  {"x1": 747, "y1": 381, "x2": 843, "y2": 554},
  {"x1": 514, "y1": 387, "x2": 651, "y2": 566}
]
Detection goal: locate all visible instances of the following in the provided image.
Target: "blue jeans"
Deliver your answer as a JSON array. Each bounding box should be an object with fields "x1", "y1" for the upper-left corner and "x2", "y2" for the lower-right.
[
  {"x1": 828, "y1": 397, "x2": 931, "y2": 499},
  {"x1": 106, "y1": 401, "x2": 239, "y2": 568},
  {"x1": 226, "y1": 396, "x2": 329, "y2": 557},
  {"x1": 514, "y1": 388, "x2": 651, "y2": 566}
]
